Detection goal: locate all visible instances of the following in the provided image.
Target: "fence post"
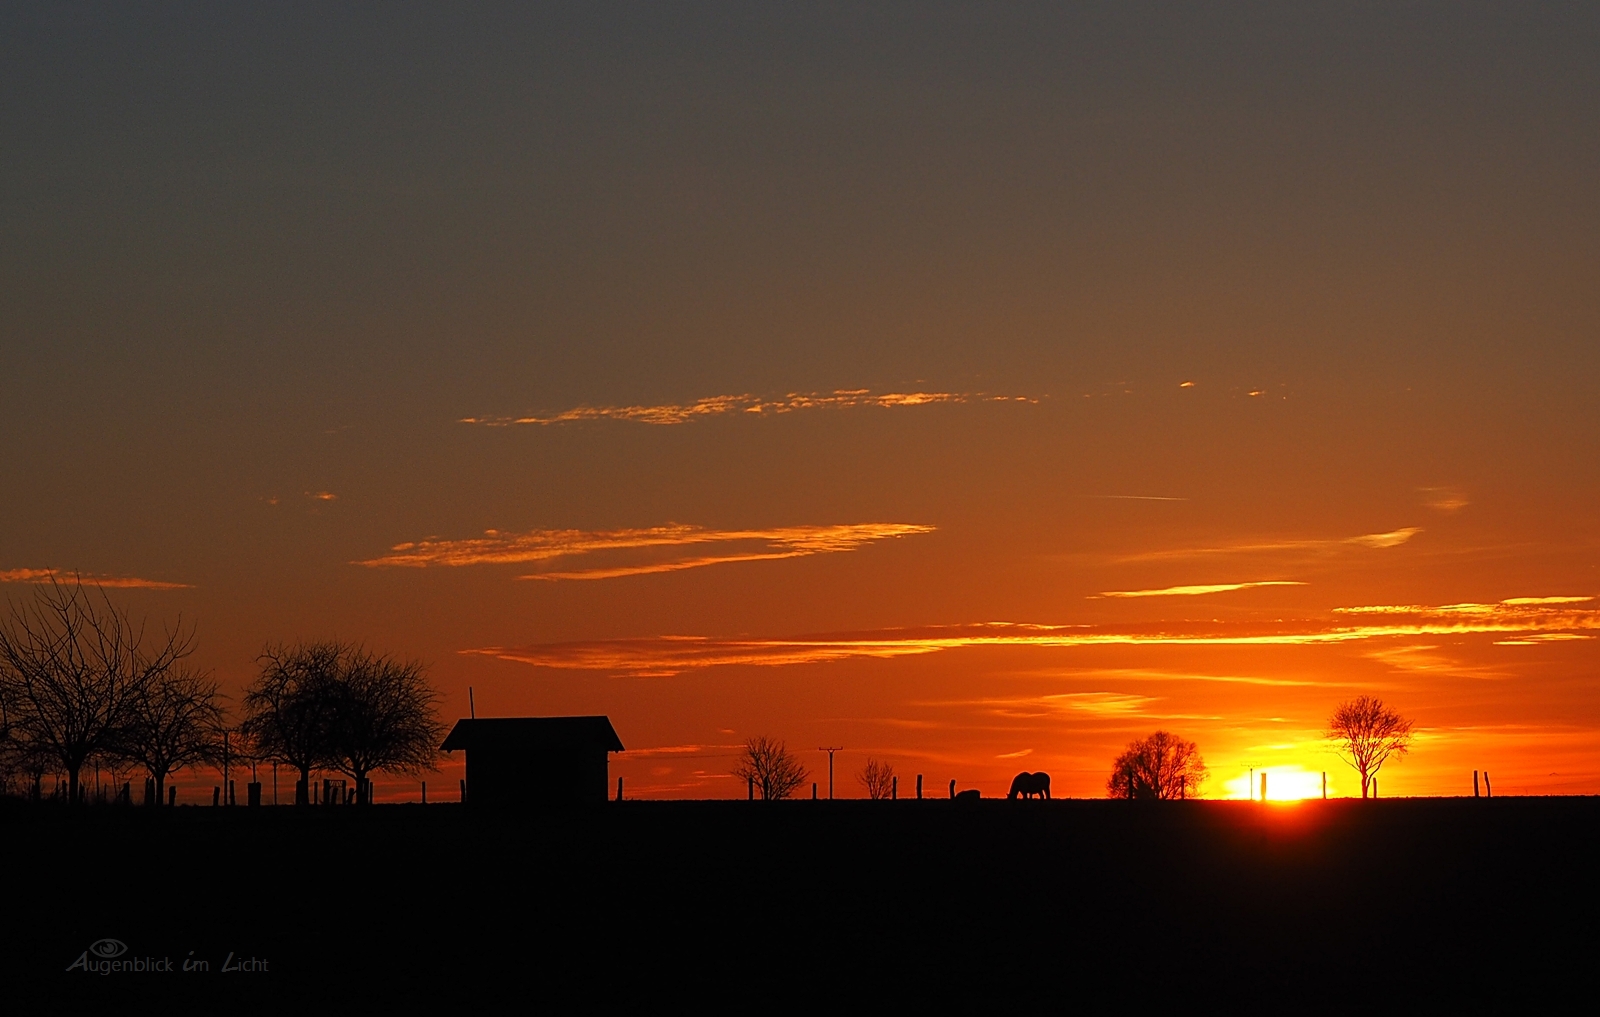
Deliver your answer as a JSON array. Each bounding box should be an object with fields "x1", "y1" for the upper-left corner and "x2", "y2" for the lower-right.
[
  {"x1": 1322, "y1": 772, "x2": 1326, "y2": 799},
  {"x1": 459, "y1": 778, "x2": 466, "y2": 803},
  {"x1": 616, "y1": 777, "x2": 623, "y2": 802},
  {"x1": 916, "y1": 774, "x2": 923, "y2": 799},
  {"x1": 949, "y1": 779, "x2": 956, "y2": 799},
  {"x1": 892, "y1": 776, "x2": 897, "y2": 800},
  {"x1": 212, "y1": 787, "x2": 220, "y2": 807},
  {"x1": 1484, "y1": 772, "x2": 1491, "y2": 798},
  {"x1": 1260, "y1": 773, "x2": 1267, "y2": 802},
  {"x1": 812, "y1": 783, "x2": 817, "y2": 800},
  {"x1": 1474, "y1": 770, "x2": 1480, "y2": 797},
  {"x1": 421, "y1": 781, "x2": 427, "y2": 805}
]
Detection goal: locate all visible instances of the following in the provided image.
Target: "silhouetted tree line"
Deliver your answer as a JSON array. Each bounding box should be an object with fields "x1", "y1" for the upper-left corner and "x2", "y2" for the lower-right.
[
  {"x1": 242, "y1": 641, "x2": 443, "y2": 805},
  {"x1": 0, "y1": 577, "x2": 441, "y2": 806}
]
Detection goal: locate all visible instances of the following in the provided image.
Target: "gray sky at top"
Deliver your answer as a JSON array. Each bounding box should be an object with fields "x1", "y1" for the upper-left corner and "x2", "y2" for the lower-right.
[{"x1": 1, "y1": 2, "x2": 1597, "y2": 619}]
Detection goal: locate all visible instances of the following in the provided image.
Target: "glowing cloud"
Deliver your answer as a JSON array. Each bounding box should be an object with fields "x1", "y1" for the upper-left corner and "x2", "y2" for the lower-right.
[
  {"x1": 1098, "y1": 581, "x2": 1304, "y2": 598},
  {"x1": 468, "y1": 598, "x2": 1600, "y2": 676},
  {"x1": 1119, "y1": 527, "x2": 1422, "y2": 562},
  {"x1": 1345, "y1": 527, "x2": 1423, "y2": 548},
  {"x1": 460, "y1": 389, "x2": 1035, "y2": 426},
  {"x1": 1418, "y1": 487, "x2": 1469, "y2": 513},
  {"x1": 358, "y1": 522, "x2": 933, "y2": 580},
  {"x1": 1042, "y1": 692, "x2": 1158, "y2": 715},
  {"x1": 0, "y1": 568, "x2": 192, "y2": 590}
]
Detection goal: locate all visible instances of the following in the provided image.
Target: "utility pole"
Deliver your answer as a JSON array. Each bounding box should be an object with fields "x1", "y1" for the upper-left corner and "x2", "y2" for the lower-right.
[{"x1": 818, "y1": 747, "x2": 843, "y2": 799}]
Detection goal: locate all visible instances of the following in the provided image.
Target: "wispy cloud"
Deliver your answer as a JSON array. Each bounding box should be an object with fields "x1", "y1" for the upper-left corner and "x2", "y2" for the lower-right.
[
  {"x1": 616, "y1": 744, "x2": 743, "y2": 758},
  {"x1": 0, "y1": 568, "x2": 192, "y2": 590},
  {"x1": 460, "y1": 389, "x2": 1035, "y2": 427},
  {"x1": 1118, "y1": 527, "x2": 1422, "y2": 562},
  {"x1": 357, "y1": 522, "x2": 933, "y2": 580},
  {"x1": 1418, "y1": 486, "x2": 1469, "y2": 513},
  {"x1": 1043, "y1": 692, "x2": 1157, "y2": 715},
  {"x1": 468, "y1": 598, "x2": 1600, "y2": 676},
  {"x1": 1098, "y1": 581, "x2": 1304, "y2": 599}
]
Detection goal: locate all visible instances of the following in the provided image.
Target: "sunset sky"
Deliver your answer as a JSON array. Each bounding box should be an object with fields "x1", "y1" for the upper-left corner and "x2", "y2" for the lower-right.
[{"x1": 3, "y1": 3, "x2": 1597, "y2": 800}]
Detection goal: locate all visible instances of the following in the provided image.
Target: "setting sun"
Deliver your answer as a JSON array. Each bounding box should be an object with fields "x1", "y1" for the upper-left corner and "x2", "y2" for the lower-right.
[{"x1": 1223, "y1": 766, "x2": 1338, "y2": 801}]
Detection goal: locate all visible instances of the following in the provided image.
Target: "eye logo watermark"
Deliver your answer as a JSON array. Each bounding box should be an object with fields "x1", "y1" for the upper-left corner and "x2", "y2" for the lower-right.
[{"x1": 66, "y1": 939, "x2": 171, "y2": 975}]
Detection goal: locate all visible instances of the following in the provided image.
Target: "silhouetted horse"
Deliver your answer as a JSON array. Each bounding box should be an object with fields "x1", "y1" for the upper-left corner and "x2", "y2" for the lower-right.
[{"x1": 1007, "y1": 771, "x2": 1051, "y2": 800}]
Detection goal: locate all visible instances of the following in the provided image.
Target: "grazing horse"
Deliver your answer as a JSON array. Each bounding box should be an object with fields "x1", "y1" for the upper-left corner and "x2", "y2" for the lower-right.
[{"x1": 1007, "y1": 771, "x2": 1051, "y2": 800}]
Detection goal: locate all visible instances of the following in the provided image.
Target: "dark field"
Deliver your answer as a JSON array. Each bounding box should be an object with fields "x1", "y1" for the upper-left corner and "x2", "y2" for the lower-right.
[{"x1": 12, "y1": 796, "x2": 1599, "y2": 1008}]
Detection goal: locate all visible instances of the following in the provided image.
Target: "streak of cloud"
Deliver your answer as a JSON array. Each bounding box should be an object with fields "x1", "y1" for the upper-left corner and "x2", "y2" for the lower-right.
[
  {"x1": 357, "y1": 522, "x2": 934, "y2": 580},
  {"x1": 1098, "y1": 581, "x2": 1304, "y2": 599},
  {"x1": 461, "y1": 389, "x2": 1036, "y2": 427},
  {"x1": 468, "y1": 599, "x2": 1600, "y2": 676},
  {"x1": 1418, "y1": 486, "x2": 1469, "y2": 513},
  {"x1": 616, "y1": 744, "x2": 743, "y2": 758},
  {"x1": 1117, "y1": 527, "x2": 1422, "y2": 563},
  {"x1": 0, "y1": 568, "x2": 192, "y2": 590}
]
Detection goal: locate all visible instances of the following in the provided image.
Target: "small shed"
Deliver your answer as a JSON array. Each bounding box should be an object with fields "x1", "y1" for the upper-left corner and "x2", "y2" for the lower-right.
[{"x1": 441, "y1": 716, "x2": 625, "y2": 806}]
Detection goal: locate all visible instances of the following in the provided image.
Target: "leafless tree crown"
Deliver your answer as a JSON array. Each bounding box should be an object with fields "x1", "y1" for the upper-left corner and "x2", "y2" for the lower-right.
[
  {"x1": 115, "y1": 667, "x2": 226, "y2": 805},
  {"x1": 732, "y1": 735, "x2": 808, "y2": 800},
  {"x1": 241, "y1": 641, "x2": 442, "y2": 804},
  {"x1": 858, "y1": 757, "x2": 895, "y2": 800},
  {"x1": 1327, "y1": 695, "x2": 1413, "y2": 799},
  {"x1": 1107, "y1": 730, "x2": 1207, "y2": 800},
  {"x1": 0, "y1": 576, "x2": 195, "y2": 804}
]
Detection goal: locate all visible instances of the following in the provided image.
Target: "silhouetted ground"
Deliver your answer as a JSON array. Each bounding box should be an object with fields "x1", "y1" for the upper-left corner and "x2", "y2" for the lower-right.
[{"x1": 11, "y1": 796, "x2": 1599, "y2": 1008}]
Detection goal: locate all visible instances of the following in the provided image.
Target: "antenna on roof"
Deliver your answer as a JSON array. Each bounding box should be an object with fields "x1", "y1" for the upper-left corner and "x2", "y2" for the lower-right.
[{"x1": 469, "y1": 687, "x2": 476, "y2": 719}]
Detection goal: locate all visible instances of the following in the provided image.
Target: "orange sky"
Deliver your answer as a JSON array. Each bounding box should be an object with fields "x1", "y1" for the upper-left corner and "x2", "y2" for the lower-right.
[{"x1": 2, "y1": 4, "x2": 1597, "y2": 801}]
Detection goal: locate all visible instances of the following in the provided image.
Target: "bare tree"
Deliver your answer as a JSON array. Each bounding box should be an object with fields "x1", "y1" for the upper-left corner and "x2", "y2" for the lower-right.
[
  {"x1": 321, "y1": 647, "x2": 443, "y2": 804},
  {"x1": 1327, "y1": 696, "x2": 1413, "y2": 798},
  {"x1": 858, "y1": 757, "x2": 895, "y2": 799},
  {"x1": 0, "y1": 577, "x2": 194, "y2": 805},
  {"x1": 113, "y1": 667, "x2": 225, "y2": 806},
  {"x1": 241, "y1": 642, "x2": 340, "y2": 805},
  {"x1": 1107, "y1": 731, "x2": 1207, "y2": 800},
  {"x1": 732, "y1": 736, "x2": 808, "y2": 800}
]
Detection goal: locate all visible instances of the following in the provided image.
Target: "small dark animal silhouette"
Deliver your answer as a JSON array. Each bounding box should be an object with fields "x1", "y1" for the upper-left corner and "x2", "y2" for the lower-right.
[
  {"x1": 954, "y1": 788, "x2": 981, "y2": 802},
  {"x1": 1007, "y1": 771, "x2": 1051, "y2": 800}
]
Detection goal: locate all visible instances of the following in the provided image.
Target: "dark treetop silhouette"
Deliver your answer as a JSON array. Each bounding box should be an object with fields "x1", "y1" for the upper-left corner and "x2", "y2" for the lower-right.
[
  {"x1": 0, "y1": 576, "x2": 195, "y2": 805},
  {"x1": 858, "y1": 757, "x2": 896, "y2": 799},
  {"x1": 732, "y1": 736, "x2": 808, "y2": 800},
  {"x1": 1327, "y1": 695, "x2": 1413, "y2": 799},
  {"x1": 242, "y1": 641, "x2": 443, "y2": 805},
  {"x1": 1107, "y1": 731, "x2": 1206, "y2": 800},
  {"x1": 112, "y1": 666, "x2": 225, "y2": 806}
]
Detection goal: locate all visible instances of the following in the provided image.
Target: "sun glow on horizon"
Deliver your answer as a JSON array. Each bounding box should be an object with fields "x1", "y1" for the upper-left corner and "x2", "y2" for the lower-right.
[{"x1": 1221, "y1": 766, "x2": 1337, "y2": 801}]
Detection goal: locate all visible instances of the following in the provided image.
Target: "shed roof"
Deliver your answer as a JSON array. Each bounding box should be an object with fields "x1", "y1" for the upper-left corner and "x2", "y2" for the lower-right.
[{"x1": 440, "y1": 716, "x2": 625, "y2": 753}]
